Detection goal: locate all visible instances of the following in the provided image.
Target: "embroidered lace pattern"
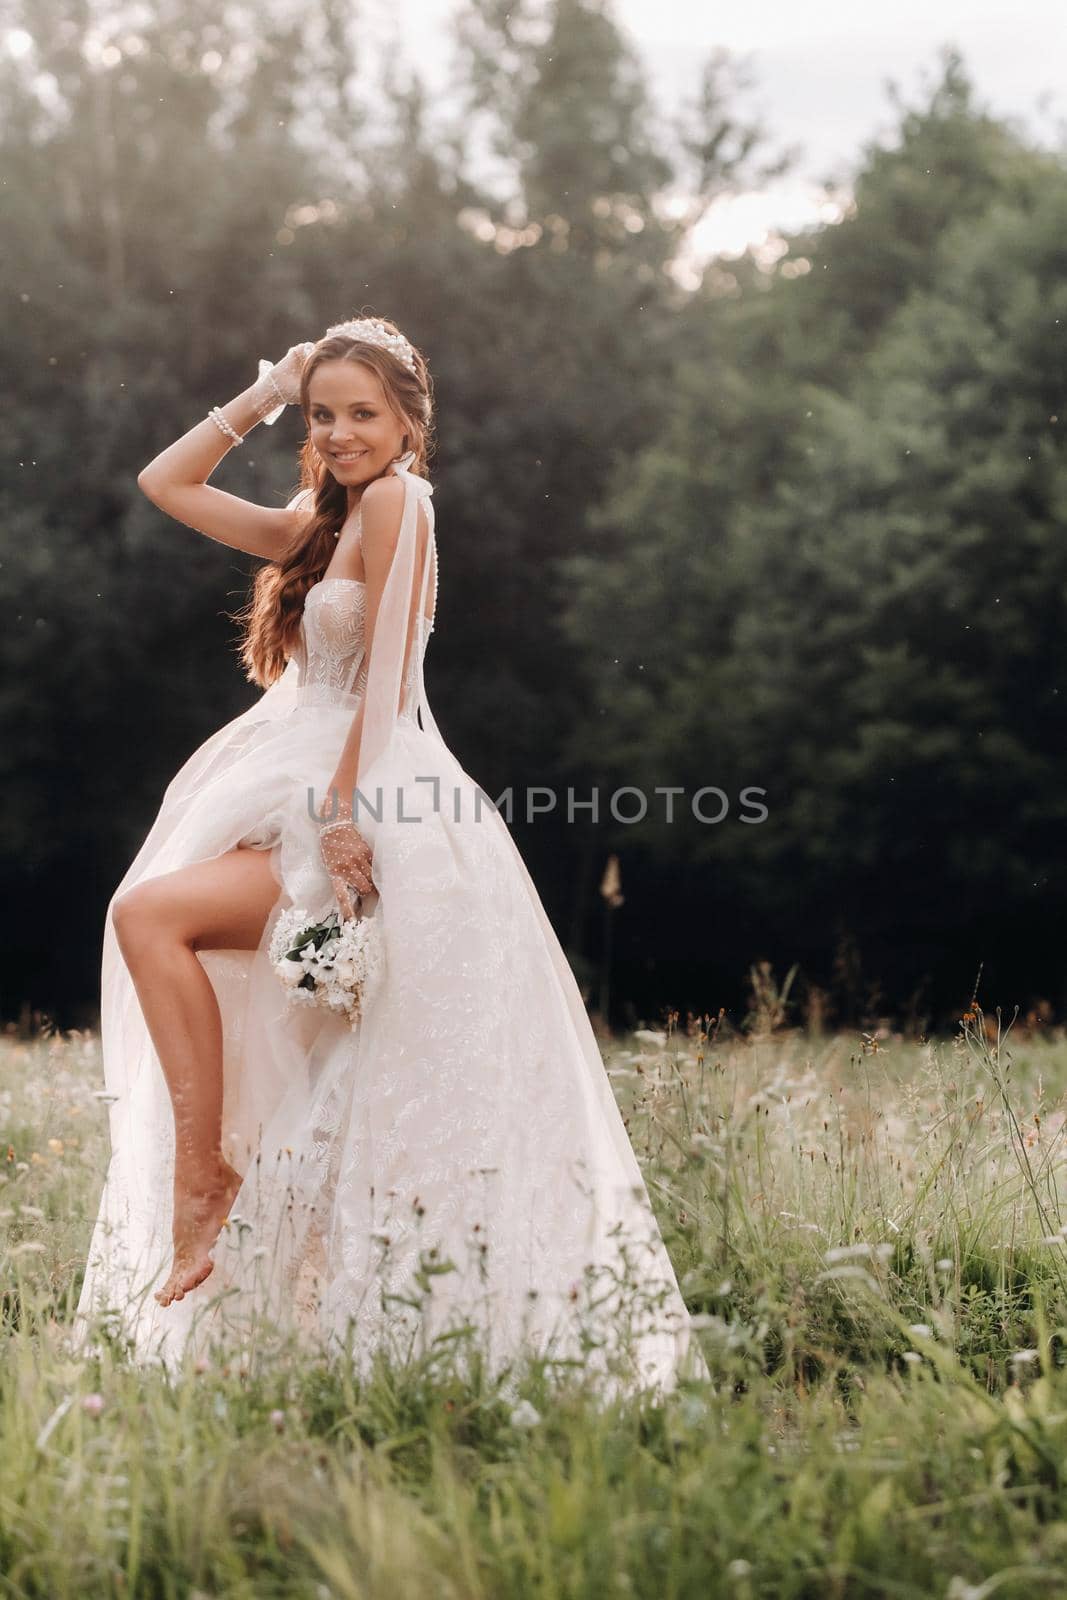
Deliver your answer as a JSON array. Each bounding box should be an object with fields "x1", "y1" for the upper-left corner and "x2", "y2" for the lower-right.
[{"x1": 292, "y1": 506, "x2": 435, "y2": 719}]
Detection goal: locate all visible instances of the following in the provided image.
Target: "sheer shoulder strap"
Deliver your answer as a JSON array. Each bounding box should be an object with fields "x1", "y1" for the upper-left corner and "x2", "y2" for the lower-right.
[{"x1": 356, "y1": 452, "x2": 439, "y2": 790}]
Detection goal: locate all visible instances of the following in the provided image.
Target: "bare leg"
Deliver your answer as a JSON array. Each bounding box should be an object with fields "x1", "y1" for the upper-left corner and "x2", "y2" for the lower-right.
[{"x1": 111, "y1": 844, "x2": 282, "y2": 1306}]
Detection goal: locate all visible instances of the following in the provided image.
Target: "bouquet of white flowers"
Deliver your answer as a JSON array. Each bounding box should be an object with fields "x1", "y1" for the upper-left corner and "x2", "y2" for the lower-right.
[{"x1": 268, "y1": 901, "x2": 385, "y2": 1029}]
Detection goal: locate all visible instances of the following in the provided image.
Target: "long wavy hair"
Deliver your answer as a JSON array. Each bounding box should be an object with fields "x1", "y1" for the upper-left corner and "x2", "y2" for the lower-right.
[{"x1": 232, "y1": 317, "x2": 435, "y2": 689}]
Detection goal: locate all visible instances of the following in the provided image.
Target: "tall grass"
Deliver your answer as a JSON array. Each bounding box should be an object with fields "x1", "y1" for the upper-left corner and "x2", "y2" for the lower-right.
[{"x1": 4, "y1": 990, "x2": 1067, "y2": 1597}]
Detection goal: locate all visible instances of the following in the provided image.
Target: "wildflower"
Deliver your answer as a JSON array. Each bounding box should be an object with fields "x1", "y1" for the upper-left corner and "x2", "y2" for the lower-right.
[
  {"x1": 81, "y1": 1393, "x2": 105, "y2": 1418},
  {"x1": 269, "y1": 1409, "x2": 286, "y2": 1431},
  {"x1": 509, "y1": 1400, "x2": 542, "y2": 1428},
  {"x1": 1010, "y1": 1349, "x2": 1039, "y2": 1365}
]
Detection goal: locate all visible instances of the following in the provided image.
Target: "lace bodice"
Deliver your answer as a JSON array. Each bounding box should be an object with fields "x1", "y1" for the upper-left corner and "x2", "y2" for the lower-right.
[{"x1": 292, "y1": 507, "x2": 436, "y2": 715}]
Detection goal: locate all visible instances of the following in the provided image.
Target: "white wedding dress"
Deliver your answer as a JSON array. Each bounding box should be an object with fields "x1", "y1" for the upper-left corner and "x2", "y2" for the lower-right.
[{"x1": 73, "y1": 455, "x2": 709, "y2": 1400}]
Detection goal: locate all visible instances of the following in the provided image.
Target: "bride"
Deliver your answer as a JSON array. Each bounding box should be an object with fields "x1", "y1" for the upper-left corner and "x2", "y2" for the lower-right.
[{"x1": 72, "y1": 315, "x2": 709, "y2": 1398}]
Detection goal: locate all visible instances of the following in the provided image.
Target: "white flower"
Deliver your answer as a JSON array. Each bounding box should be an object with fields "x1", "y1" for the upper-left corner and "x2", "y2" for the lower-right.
[
  {"x1": 271, "y1": 903, "x2": 385, "y2": 1031},
  {"x1": 509, "y1": 1400, "x2": 542, "y2": 1428}
]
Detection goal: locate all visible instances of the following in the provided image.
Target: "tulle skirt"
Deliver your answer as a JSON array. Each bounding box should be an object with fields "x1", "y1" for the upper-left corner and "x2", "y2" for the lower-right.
[{"x1": 72, "y1": 661, "x2": 709, "y2": 1401}]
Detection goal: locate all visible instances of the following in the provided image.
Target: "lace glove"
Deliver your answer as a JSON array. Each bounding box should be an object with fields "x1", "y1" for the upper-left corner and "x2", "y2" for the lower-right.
[
  {"x1": 251, "y1": 341, "x2": 316, "y2": 426},
  {"x1": 318, "y1": 792, "x2": 376, "y2": 921}
]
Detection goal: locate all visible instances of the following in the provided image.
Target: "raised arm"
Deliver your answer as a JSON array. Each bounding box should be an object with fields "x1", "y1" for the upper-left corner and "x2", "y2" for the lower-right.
[{"x1": 136, "y1": 343, "x2": 314, "y2": 560}]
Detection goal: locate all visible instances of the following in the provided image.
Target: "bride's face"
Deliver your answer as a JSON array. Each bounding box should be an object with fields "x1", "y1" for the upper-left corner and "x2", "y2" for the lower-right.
[{"x1": 307, "y1": 360, "x2": 408, "y2": 485}]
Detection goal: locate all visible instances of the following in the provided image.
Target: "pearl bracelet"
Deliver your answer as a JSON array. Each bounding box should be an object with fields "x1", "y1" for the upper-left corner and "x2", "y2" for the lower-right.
[{"x1": 208, "y1": 406, "x2": 243, "y2": 446}]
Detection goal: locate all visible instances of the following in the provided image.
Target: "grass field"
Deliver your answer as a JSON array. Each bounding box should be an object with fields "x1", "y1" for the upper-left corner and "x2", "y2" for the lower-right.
[{"x1": 4, "y1": 993, "x2": 1067, "y2": 1598}]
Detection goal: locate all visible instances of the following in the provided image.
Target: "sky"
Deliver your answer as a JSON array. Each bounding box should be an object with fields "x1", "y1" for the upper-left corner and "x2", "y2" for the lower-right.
[
  {"x1": 362, "y1": 0, "x2": 1066, "y2": 277},
  {"x1": 4, "y1": 0, "x2": 1062, "y2": 281}
]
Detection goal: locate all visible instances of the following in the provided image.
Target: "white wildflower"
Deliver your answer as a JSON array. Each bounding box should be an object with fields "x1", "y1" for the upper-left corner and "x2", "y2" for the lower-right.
[{"x1": 509, "y1": 1400, "x2": 542, "y2": 1428}]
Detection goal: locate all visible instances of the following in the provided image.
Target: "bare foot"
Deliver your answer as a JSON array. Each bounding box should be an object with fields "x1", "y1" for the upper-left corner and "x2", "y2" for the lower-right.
[{"x1": 155, "y1": 1158, "x2": 243, "y2": 1307}]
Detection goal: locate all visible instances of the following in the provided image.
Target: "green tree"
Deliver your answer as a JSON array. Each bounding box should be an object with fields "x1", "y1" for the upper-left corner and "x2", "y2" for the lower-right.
[
  {"x1": 1, "y1": 0, "x2": 774, "y2": 1022},
  {"x1": 561, "y1": 53, "x2": 1067, "y2": 1022}
]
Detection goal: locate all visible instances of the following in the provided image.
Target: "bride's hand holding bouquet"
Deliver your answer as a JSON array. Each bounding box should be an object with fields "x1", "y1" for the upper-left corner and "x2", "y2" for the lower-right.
[
  {"x1": 317, "y1": 780, "x2": 375, "y2": 922},
  {"x1": 266, "y1": 782, "x2": 382, "y2": 1031}
]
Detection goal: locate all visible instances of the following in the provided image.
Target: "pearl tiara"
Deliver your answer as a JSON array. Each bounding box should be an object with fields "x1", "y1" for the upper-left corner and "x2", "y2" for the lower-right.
[{"x1": 322, "y1": 317, "x2": 418, "y2": 374}]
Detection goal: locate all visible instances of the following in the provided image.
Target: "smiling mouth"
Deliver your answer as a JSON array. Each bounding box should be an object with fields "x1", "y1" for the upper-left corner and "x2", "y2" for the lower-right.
[{"x1": 332, "y1": 450, "x2": 367, "y2": 462}]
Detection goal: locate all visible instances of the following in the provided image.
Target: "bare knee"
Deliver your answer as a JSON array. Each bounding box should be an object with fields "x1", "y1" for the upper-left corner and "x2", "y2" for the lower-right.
[
  {"x1": 111, "y1": 850, "x2": 279, "y2": 964},
  {"x1": 112, "y1": 881, "x2": 185, "y2": 965}
]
